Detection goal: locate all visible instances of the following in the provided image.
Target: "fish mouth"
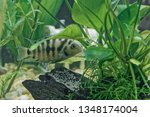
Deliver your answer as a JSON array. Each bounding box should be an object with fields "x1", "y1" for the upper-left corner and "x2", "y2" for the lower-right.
[{"x1": 79, "y1": 44, "x2": 84, "y2": 51}]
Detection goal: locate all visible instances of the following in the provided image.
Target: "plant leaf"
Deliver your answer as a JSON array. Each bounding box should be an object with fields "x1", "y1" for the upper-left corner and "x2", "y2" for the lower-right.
[
  {"x1": 113, "y1": 3, "x2": 139, "y2": 39},
  {"x1": 140, "y1": 5, "x2": 150, "y2": 20},
  {"x1": 32, "y1": 0, "x2": 64, "y2": 39},
  {"x1": 72, "y1": 0, "x2": 108, "y2": 29},
  {"x1": 0, "y1": 71, "x2": 17, "y2": 98},
  {"x1": 0, "y1": 36, "x2": 12, "y2": 47},
  {"x1": 37, "y1": 0, "x2": 64, "y2": 25},
  {"x1": 12, "y1": 17, "x2": 25, "y2": 36},
  {"x1": 85, "y1": 46, "x2": 115, "y2": 62},
  {"x1": 52, "y1": 24, "x2": 82, "y2": 39},
  {"x1": 130, "y1": 58, "x2": 141, "y2": 66}
]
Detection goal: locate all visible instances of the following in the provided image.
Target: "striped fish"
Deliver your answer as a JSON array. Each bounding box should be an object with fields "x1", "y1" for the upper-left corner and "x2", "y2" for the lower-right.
[{"x1": 18, "y1": 39, "x2": 83, "y2": 63}]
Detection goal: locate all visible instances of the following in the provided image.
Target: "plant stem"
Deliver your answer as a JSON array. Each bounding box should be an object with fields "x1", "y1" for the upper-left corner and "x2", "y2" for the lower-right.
[
  {"x1": 35, "y1": 0, "x2": 66, "y2": 28},
  {"x1": 110, "y1": 8, "x2": 127, "y2": 56},
  {"x1": 3, "y1": 60, "x2": 23, "y2": 97},
  {"x1": 127, "y1": 0, "x2": 142, "y2": 53},
  {"x1": 0, "y1": 48, "x2": 2, "y2": 66},
  {"x1": 137, "y1": 67, "x2": 150, "y2": 89},
  {"x1": 104, "y1": 11, "x2": 125, "y2": 62},
  {"x1": 29, "y1": 2, "x2": 41, "y2": 39},
  {"x1": 125, "y1": 0, "x2": 131, "y2": 18},
  {"x1": 17, "y1": 4, "x2": 32, "y2": 31},
  {"x1": 137, "y1": 48, "x2": 150, "y2": 60},
  {"x1": 129, "y1": 63, "x2": 138, "y2": 99}
]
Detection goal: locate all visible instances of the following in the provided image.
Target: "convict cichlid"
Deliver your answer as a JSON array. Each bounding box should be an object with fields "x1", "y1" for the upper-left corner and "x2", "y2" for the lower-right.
[{"x1": 18, "y1": 39, "x2": 83, "y2": 63}]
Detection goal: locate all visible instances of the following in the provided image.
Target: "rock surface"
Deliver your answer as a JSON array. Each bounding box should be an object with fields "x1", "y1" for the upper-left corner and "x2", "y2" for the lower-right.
[{"x1": 22, "y1": 67, "x2": 88, "y2": 100}]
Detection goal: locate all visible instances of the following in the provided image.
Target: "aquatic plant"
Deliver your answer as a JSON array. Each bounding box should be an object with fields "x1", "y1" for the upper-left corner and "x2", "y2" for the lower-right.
[
  {"x1": 50, "y1": 0, "x2": 150, "y2": 99},
  {"x1": 70, "y1": 0, "x2": 150, "y2": 99},
  {"x1": 0, "y1": 0, "x2": 64, "y2": 98}
]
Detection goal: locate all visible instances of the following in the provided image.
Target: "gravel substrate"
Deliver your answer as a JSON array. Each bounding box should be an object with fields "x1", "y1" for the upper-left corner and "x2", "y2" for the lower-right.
[
  {"x1": 0, "y1": 63, "x2": 84, "y2": 100},
  {"x1": 0, "y1": 63, "x2": 41, "y2": 100}
]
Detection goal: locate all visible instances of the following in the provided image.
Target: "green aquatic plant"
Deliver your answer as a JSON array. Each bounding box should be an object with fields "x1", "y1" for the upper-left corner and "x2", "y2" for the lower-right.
[
  {"x1": 0, "y1": 0, "x2": 7, "y2": 36},
  {"x1": 0, "y1": 60, "x2": 23, "y2": 98},
  {"x1": 70, "y1": 0, "x2": 150, "y2": 99},
  {"x1": 0, "y1": 0, "x2": 7, "y2": 66},
  {"x1": 0, "y1": 0, "x2": 64, "y2": 53},
  {"x1": 53, "y1": 0, "x2": 150, "y2": 99},
  {"x1": 0, "y1": 0, "x2": 64, "y2": 98}
]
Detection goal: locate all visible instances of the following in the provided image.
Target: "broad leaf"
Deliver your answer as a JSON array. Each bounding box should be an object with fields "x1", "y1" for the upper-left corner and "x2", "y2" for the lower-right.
[
  {"x1": 72, "y1": 0, "x2": 108, "y2": 29},
  {"x1": 85, "y1": 46, "x2": 115, "y2": 62},
  {"x1": 130, "y1": 42, "x2": 139, "y2": 56},
  {"x1": 37, "y1": 0, "x2": 64, "y2": 25},
  {"x1": 52, "y1": 24, "x2": 82, "y2": 40},
  {"x1": 33, "y1": 0, "x2": 64, "y2": 39},
  {"x1": 113, "y1": 3, "x2": 139, "y2": 39}
]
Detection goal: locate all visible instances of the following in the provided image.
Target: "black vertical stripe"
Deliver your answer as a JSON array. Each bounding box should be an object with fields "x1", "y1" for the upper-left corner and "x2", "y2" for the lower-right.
[
  {"x1": 52, "y1": 39, "x2": 55, "y2": 57},
  {"x1": 41, "y1": 42, "x2": 45, "y2": 53},
  {"x1": 63, "y1": 46, "x2": 69, "y2": 57},
  {"x1": 41, "y1": 42, "x2": 45, "y2": 60},
  {"x1": 46, "y1": 46, "x2": 51, "y2": 55},
  {"x1": 46, "y1": 40, "x2": 50, "y2": 47},
  {"x1": 68, "y1": 39, "x2": 73, "y2": 45},
  {"x1": 32, "y1": 49, "x2": 36, "y2": 59},
  {"x1": 57, "y1": 39, "x2": 68, "y2": 52},
  {"x1": 37, "y1": 45, "x2": 41, "y2": 53},
  {"x1": 46, "y1": 40, "x2": 50, "y2": 56},
  {"x1": 37, "y1": 45, "x2": 41, "y2": 60},
  {"x1": 46, "y1": 40, "x2": 56, "y2": 59},
  {"x1": 59, "y1": 38, "x2": 64, "y2": 42},
  {"x1": 27, "y1": 49, "x2": 31, "y2": 55}
]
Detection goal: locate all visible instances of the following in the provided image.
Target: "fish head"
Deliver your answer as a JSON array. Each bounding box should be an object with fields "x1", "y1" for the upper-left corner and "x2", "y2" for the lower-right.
[{"x1": 65, "y1": 40, "x2": 83, "y2": 57}]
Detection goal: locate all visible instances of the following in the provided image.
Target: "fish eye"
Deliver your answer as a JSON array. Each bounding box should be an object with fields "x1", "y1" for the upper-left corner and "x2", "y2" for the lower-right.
[{"x1": 71, "y1": 44, "x2": 76, "y2": 49}]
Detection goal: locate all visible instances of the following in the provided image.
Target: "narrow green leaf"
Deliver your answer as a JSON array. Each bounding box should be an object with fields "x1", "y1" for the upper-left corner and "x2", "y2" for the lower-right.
[
  {"x1": 140, "y1": 5, "x2": 150, "y2": 19},
  {"x1": 0, "y1": 71, "x2": 17, "y2": 98},
  {"x1": 141, "y1": 30, "x2": 150, "y2": 40},
  {"x1": 143, "y1": 64, "x2": 150, "y2": 72},
  {"x1": 0, "y1": 37, "x2": 12, "y2": 47},
  {"x1": 0, "y1": 0, "x2": 7, "y2": 36},
  {"x1": 12, "y1": 18, "x2": 25, "y2": 36},
  {"x1": 130, "y1": 58, "x2": 141, "y2": 66}
]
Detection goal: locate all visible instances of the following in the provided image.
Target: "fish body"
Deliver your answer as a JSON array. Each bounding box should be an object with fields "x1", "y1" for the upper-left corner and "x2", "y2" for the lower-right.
[{"x1": 18, "y1": 39, "x2": 83, "y2": 63}]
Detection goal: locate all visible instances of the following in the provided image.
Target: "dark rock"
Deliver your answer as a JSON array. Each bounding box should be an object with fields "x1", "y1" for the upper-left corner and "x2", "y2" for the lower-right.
[
  {"x1": 22, "y1": 67, "x2": 88, "y2": 100},
  {"x1": 22, "y1": 80, "x2": 69, "y2": 100}
]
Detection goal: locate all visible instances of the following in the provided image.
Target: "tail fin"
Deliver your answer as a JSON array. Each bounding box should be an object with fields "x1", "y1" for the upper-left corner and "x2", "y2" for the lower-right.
[{"x1": 17, "y1": 46, "x2": 29, "y2": 61}]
